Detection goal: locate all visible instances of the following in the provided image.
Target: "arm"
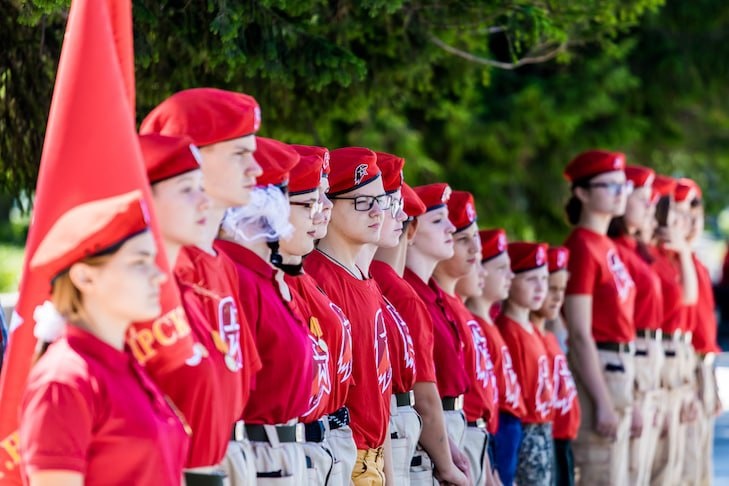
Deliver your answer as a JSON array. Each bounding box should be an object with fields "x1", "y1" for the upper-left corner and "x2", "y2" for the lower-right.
[
  {"x1": 413, "y1": 381, "x2": 469, "y2": 485},
  {"x1": 677, "y1": 249, "x2": 699, "y2": 305},
  {"x1": 29, "y1": 472, "x2": 83, "y2": 486},
  {"x1": 563, "y1": 295, "x2": 618, "y2": 437}
]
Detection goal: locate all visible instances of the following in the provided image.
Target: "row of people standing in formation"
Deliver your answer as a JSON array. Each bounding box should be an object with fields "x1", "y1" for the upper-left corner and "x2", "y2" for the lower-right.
[{"x1": 16, "y1": 88, "x2": 721, "y2": 486}]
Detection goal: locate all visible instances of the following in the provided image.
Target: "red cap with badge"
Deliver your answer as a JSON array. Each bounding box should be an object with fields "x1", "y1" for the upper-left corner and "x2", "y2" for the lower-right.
[
  {"x1": 625, "y1": 165, "x2": 655, "y2": 189},
  {"x1": 402, "y1": 183, "x2": 426, "y2": 218},
  {"x1": 413, "y1": 183, "x2": 452, "y2": 212},
  {"x1": 675, "y1": 177, "x2": 701, "y2": 203},
  {"x1": 375, "y1": 151, "x2": 405, "y2": 194},
  {"x1": 291, "y1": 145, "x2": 330, "y2": 178},
  {"x1": 652, "y1": 174, "x2": 677, "y2": 200},
  {"x1": 547, "y1": 246, "x2": 570, "y2": 274},
  {"x1": 447, "y1": 191, "x2": 478, "y2": 233},
  {"x1": 254, "y1": 137, "x2": 301, "y2": 188},
  {"x1": 140, "y1": 134, "x2": 202, "y2": 185},
  {"x1": 30, "y1": 191, "x2": 149, "y2": 282},
  {"x1": 140, "y1": 88, "x2": 261, "y2": 147},
  {"x1": 480, "y1": 229, "x2": 508, "y2": 262},
  {"x1": 328, "y1": 147, "x2": 380, "y2": 196},
  {"x1": 564, "y1": 150, "x2": 626, "y2": 183},
  {"x1": 289, "y1": 151, "x2": 325, "y2": 195},
  {"x1": 508, "y1": 242, "x2": 548, "y2": 273}
]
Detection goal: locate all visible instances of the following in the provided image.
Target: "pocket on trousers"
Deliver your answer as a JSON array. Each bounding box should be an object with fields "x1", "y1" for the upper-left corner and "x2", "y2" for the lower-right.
[
  {"x1": 256, "y1": 471, "x2": 297, "y2": 485},
  {"x1": 390, "y1": 436, "x2": 410, "y2": 478},
  {"x1": 603, "y1": 366, "x2": 632, "y2": 409}
]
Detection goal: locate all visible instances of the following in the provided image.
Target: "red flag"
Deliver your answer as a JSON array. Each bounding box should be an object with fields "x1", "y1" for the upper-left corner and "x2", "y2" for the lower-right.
[{"x1": 0, "y1": 1, "x2": 191, "y2": 482}]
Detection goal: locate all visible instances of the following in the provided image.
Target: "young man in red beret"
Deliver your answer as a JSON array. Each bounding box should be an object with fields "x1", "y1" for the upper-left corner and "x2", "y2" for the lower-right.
[
  {"x1": 404, "y1": 183, "x2": 471, "y2": 485},
  {"x1": 499, "y1": 242, "x2": 554, "y2": 486},
  {"x1": 304, "y1": 147, "x2": 394, "y2": 485},
  {"x1": 531, "y1": 246, "x2": 580, "y2": 486},
  {"x1": 138, "y1": 88, "x2": 264, "y2": 483}
]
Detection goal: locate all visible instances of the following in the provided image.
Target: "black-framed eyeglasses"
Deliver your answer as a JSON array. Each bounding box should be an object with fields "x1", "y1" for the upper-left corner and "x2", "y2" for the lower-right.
[
  {"x1": 329, "y1": 194, "x2": 392, "y2": 212},
  {"x1": 290, "y1": 199, "x2": 324, "y2": 219},
  {"x1": 388, "y1": 197, "x2": 404, "y2": 218},
  {"x1": 587, "y1": 180, "x2": 634, "y2": 196}
]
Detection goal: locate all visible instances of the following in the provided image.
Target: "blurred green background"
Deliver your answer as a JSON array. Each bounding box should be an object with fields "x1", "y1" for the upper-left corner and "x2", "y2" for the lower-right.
[{"x1": 3, "y1": 0, "x2": 729, "y2": 291}]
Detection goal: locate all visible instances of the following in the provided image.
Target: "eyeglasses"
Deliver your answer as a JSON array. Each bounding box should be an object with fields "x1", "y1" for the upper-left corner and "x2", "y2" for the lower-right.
[
  {"x1": 389, "y1": 197, "x2": 404, "y2": 218},
  {"x1": 329, "y1": 194, "x2": 392, "y2": 212},
  {"x1": 587, "y1": 180, "x2": 634, "y2": 196},
  {"x1": 290, "y1": 199, "x2": 324, "y2": 219}
]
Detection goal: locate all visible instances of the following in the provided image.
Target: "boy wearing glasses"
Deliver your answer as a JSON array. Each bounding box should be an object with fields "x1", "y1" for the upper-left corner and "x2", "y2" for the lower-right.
[{"x1": 304, "y1": 147, "x2": 394, "y2": 485}]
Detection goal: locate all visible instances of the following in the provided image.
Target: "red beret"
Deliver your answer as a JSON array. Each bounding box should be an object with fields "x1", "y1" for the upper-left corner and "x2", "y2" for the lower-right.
[
  {"x1": 328, "y1": 147, "x2": 380, "y2": 196},
  {"x1": 547, "y1": 246, "x2": 570, "y2": 273},
  {"x1": 675, "y1": 178, "x2": 701, "y2": 203},
  {"x1": 291, "y1": 145, "x2": 330, "y2": 177},
  {"x1": 402, "y1": 183, "x2": 426, "y2": 218},
  {"x1": 289, "y1": 152, "x2": 324, "y2": 195},
  {"x1": 413, "y1": 183, "x2": 452, "y2": 212},
  {"x1": 652, "y1": 174, "x2": 677, "y2": 199},
  {"x1": 624, "y1": 165, "x2": 655, "y2": 189},
  {"x1": 480, "y1": 229, "x2": 508, "y2": 262},
  {"x1": 447, "y1": 191, "x2": 477, "y2": 233},
  {"x1": 254, "y1": 137, "x2": 300, "y2": 188},
  {"x1": 508, "y1": 242, "x2": 548, "y2": 273},
  {"x1": 139, "y1": 88, "x2": 261, "y2": 147},
  {"x1": 30, "y1": 191, "x2": 150, "y2": 281},
  {"x1": 564, "y1": 150, "x2": 626, "y2": 183},
  {"x1": 375, "y1": 151, "x2": 405, "y2": 194},
  {"x1": 140, "y1": 134, "x2": 201, "y2": 185}
]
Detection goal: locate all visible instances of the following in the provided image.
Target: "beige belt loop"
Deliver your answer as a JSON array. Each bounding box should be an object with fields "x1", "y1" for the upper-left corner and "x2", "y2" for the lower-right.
[{"x1": 263, "y1": 424, "x2": 282, "y2": 447}]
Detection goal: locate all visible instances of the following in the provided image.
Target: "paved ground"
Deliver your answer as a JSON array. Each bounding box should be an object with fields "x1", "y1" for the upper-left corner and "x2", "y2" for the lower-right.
[{"x1": 714, "y1": 353, "x2": 729, "y2": 484}]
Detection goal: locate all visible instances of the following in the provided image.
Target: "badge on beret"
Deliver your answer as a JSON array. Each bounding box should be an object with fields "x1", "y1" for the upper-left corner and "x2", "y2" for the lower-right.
[
  {"x1": 557, "y1": 250, "x2": 567, "y2": 268},
  {"x1": 441, "y1": 185, "x2": 452, "y2": 203},
  {"x1": 497, "y1": 233, "x2": 507, "y2": 252},
  {"x1": 140, "y1": 199, "x2": 151, "y2": 225},
  {"x1": 322, "y1": 151, "x2": 330, "y2": 172},
  {"x1": 354, "y1": 164, "x2": 369, "y2": 185},
  {"x1": 466, "y1": 203, "x2": 476, "y2": 223},
  {"x1": 253, "y1": 106, "x2": 262, "y2": 131},
  {"x1": 536, "y1": 246, "x2": 546, "y2": 266}
]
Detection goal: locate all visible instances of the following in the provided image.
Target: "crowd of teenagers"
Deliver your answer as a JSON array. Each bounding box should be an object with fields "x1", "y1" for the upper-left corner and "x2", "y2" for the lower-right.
[{"x1": 12, "y1": 87, "x2": 722, "y2": 486}]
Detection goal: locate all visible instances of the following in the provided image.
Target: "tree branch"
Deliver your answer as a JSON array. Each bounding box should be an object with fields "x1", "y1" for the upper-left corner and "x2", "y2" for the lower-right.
[{"x1": 428, "y1": 34, "x2": 568, "y2": 70}]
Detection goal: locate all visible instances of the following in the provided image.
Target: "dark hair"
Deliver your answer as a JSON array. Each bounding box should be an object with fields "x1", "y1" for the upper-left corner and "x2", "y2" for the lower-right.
[
  {"x1": 564, "y1": 176, "x2": 595, "y2": 226},
  {"x1": 607, "y1": 216, "x2": 628, "y2": 238},
  {"x1": 655, "y1": 195, "x2": 671, "y2": 228}
]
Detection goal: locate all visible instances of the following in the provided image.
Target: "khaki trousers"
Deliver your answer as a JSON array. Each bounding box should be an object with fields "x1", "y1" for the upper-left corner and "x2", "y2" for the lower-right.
[
  {"x1": 573, "y1": 348, "x2": 634, "y2": 486},
  {"x1": 629, "y1": 337, "x2": 664, "y2": 486},
  {"x1": 352, "y1": 447, "x2": 385, "y2": 486},
  {"x1": 389, "y1": 397, "x2": 423, "y2": 485}
]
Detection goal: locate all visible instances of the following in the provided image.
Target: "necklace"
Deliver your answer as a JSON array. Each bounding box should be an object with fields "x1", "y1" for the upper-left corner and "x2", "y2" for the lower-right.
[{"x1": 316, "y1": 248, "x2": 365, "y2": 280}]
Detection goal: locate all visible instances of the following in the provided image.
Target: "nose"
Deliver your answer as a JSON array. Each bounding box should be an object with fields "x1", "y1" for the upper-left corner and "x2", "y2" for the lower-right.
[
  {"x1": 248, "y1": 154, "x2": 263, "y2": 178},
  {"x1": 445, "y1": 220, "x2": 456, "y2": 234},
  {"x1": 153, "y1": 264, "x2": 168, "y2": 286},
  {"x1": 197, "y1": 189, "x2": 211, "y2": 211}
]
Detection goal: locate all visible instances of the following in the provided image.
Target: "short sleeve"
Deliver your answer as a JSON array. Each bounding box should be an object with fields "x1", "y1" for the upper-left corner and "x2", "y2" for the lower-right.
[
  {"x1": 565, "y1": 239, "x2": 598, "y2": 296},
  {"x1": 399, "y1": 297, "x2": 436, "y2": 383},
  {"x1": 20, "y1": 380, "x2": 94, "y2": 475}
]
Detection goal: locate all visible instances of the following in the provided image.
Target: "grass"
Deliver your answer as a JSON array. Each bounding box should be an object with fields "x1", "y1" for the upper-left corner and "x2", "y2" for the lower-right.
[{"x1": 0, "y1": 243, "x2": 24, "y2": 293}]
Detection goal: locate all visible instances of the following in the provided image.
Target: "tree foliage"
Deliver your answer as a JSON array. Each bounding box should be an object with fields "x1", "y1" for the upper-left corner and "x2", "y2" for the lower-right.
[{"x1": 6, "y1": 0, "x2": 729, "y2": 243}]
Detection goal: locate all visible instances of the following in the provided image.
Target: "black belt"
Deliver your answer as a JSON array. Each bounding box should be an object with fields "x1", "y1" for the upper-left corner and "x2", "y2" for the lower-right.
[
  {"x1": 636, "y1": 329, "x2": 662, "y2": 339},
  {"x1": 184, "y1": 471, "x2": 226, "y2": 486},
  {"x1": 395, "y1": 391, "x2": 414, "y2": 407},
  {"x1": 596, "y1": 342, "x2": 633, "y2": 353},
  {"x1": 328, "y1": 406, "x2": 350, "y2": 431},
  {"x1": 665, "y1": 350, "x2": 677, "y2": 358},
  {"x1": 245, "y1": 423, "x2": 302, "y2": 443},
  {"x1": 441, "y1": 396, "x2": 463, "y2": 411},
  {"x1": 304, "y1": 420, "x2": 326, "y2": 443},
  {"x1": 635, "y1": 349, "x2": 648, "y2": 357}
]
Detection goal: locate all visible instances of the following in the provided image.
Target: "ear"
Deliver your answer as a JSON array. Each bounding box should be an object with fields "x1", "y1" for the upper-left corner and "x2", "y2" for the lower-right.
[
  {"x1": 68, "y1": 262, "x2": 98, "y2": 294},
  {"x1": 573, "y1": 186, "x2": 591, "y2": 204},
  {"x1": 406, "y1": 219, "x2": 418, "y2": 244}
]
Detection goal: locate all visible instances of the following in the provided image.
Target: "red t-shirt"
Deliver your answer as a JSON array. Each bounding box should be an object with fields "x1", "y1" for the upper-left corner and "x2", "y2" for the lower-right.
[
  {"x1": 614, "y1": 236, "x2": 663, "y2": 331},
  {"x1": 498, "y1": 314, "x2": 554, "y2": 424},
  {"x1": 380, "y1": 296, "x2": 417, "y2": 394},
  {"x1": 692, "y1": 255, "x2": 722, "y2": 354},
  {"x1": 286, "y1": 271, "x2": 354, "y2": 416},
  {"x1": 20, "y1": 326, "x2": 189, "y2": 485},
  {"x1": 564, "y1": 227, "x2": 636, "y2": 343},
  {"x1": 371, "y1": 261, "x2": 436, "y2": 384},
  {"x1": 216, "y1": 241, "x2": 314, "y2": 424},
  {"x1": 539, "y1": 329, "x2": 580, "y2": 439},
  {"x1": 153, "y1": 246, "x2": 261, "y2": 467},
  {"x1": 473, "y1": 315, "x2": 526, "y2": 432},
  {"x1": 305, "y1": 250, "x2": 392, "y2": 449},
  {"x1": 403, "y1": 269, "x2": 470, "y2": 398},
  {"x1": 440, "y1": 291, "x2": 498, "y2": 423},
  {"x1": 649, "y1": 246, "x2": 685, "y2": 335}
]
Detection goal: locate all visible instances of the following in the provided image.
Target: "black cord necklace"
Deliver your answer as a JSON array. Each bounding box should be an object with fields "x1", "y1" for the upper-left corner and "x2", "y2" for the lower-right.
[{"x1": 316, "y1": 248, "x2": 365, "y2": 280}]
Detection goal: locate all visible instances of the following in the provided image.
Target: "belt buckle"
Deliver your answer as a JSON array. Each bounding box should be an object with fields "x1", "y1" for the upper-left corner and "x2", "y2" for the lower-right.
[
  {"x1": 455, "y1": 395, "x2": 464, "y2": 411},
  {"x1": 295, "y1": 423, "x2": 305, "y2": 443}
]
